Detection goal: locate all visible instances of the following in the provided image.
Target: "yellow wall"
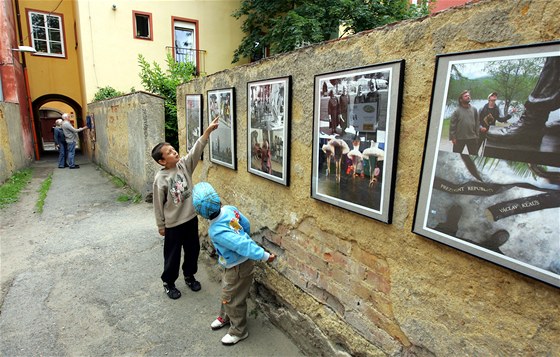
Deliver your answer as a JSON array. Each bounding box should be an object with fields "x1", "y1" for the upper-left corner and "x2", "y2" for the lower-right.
[
  {"x1": 74, "y1": 0, "x2": 248, "y2": 103},
  {"x1": 41, "y1": 102, "x2": 73, "y2": 115},
  {"x1": 18, "y1": 0, "x2": 83, "y2": 109}
]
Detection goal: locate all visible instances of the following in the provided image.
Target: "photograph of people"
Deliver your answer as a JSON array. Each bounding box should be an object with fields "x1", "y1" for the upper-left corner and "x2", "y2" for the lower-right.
[
  {"x1": 208, "y1": 89, "x2": 235, "y2": 169},
  {"x1": 415, "y1": 44, "x2": 560, "y2": 287},
  {"x1": 247, "y1": 78, "x2": 289, "y2": 184},
  {"x1": 314, "y1": 69, "x2": 391, "y2": 212}
]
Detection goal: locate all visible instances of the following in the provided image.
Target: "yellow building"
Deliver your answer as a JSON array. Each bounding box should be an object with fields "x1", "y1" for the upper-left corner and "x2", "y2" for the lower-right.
[{"x1": 2, "y1": 0, "x2": 246, "y2": 158}]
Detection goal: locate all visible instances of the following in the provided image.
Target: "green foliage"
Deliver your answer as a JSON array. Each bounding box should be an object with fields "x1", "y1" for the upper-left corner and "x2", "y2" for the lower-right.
[
  {"x1": 0, "y1": 168, "x2": 32, "y2": 209},
  {"x1": 111, "y1": 176, "x2": 127, "y2": 188},
  {"x1": 107, "y1": 173, "x2": 143, "y2": 204},
  {"x1": 131, "y1": 193, "x2": 143, "y2": 203},
  {"x1": 93, "y1": 86, "x2": 125, "y2": 102},
  {"x1": 338, "y1": 0, "x2": 431, "y2": 36},
  {"x1": 117, "y1": 192, "x2": 142, "y2": 203},
  {"x1": 36, "y1": 174, "x2": 52, "y2": 213},
  {"x1": 473, "y1": 156, "x2": 537, "y2": 180},
  {"x1": 484, "y1": 58, "x2": 543, "y2": 111},
  {"x1": 116, "y1": 192, "x2": 143, "y2": 203},
  {"x1": 138, "y1": 53, "x2": 196, "y2": 149},
  {"x1": 232, "y1": 0, "x2": 432, "y2": 63},
  {"x1": 117, "y1": 194, "x2": 131, "y2": 202},
  {"x1": 447, "y1": 58, "x2": 543, "y2": 112},
  {"x1": 249, "y1": 306, "x2": 260, "y2": 319}
]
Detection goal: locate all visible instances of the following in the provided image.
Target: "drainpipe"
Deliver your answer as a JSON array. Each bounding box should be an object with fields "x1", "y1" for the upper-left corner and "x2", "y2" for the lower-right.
[{"x1": 14, "y1": 0, "x2": 40, "y2": 160}]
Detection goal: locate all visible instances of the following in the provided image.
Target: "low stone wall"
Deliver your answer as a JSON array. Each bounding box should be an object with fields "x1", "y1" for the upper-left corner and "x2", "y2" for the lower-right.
[
  {"x1": 177, "y1": 0, "x2": 559, "y2": 355},
  {"x1": 0, "y1": 102, "x2": 32, "y2": 183},
  {"x1": 86, "y1": 91, "x2": 165, "y2": 198}
]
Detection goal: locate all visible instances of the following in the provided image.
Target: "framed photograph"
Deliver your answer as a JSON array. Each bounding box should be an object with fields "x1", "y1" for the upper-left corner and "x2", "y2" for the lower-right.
[
  {"x1": 207, "y1": 88, "x2": 236, "y2": 170},
  {"x1": 85, "y1": 113, "x2": 96, "y2": 147},
  {"x1": 185, "y1": 94, "x2": 203, "y2": 158},
  {"x1": 311, "y1": 60, "x2": 405, "y2": 223},
  {"x1": 413, "y1": 41, "x2": 560, "y2": 287},
  {"x1": 247, "y1": 76, "x2": 291, "y2": 185}
]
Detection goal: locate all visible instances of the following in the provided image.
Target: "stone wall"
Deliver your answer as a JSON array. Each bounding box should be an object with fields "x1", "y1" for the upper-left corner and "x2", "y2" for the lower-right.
[
  {"x1": 87, "y1": 92, "x2": 165, "y2": 198},
  {"x1": 0, "y1": 102, "x2": 32, "y2": 184},
  {"x1": 178, "y1": 0, "x2": 559, "y2": 355}
]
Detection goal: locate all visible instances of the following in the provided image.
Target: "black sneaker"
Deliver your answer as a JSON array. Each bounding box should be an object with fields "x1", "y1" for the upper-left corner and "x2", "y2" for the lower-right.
[
  {"x1": 185, "y1": 276, "x2": 201, "y2": 292},
  {"x1": 69, "y1": 165, "x2": 80, "y2": 169},
  {"x1": 163, "y1": 283, "x2": 181, "y2": 299}
]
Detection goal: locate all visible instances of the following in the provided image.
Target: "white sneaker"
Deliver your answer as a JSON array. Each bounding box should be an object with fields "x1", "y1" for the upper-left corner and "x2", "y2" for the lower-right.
[
  {"x1": 221, "y1": 332, "x2": 249, "y2": 345},
  {"x1": 211, "y1": 316, "x2": 229, "y2": 330}
]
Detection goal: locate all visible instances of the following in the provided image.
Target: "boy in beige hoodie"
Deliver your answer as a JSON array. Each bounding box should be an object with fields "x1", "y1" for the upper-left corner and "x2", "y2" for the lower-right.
[{"x1": 151, "y1": 117, "x2": 219, "y2": 299}]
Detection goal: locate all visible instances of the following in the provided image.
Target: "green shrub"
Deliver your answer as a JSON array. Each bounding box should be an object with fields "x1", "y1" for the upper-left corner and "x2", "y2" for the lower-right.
[
  {"x1": 93, "y1": 86, "x2": 125, "y2": 102},
  {"x1": 138, "y1": 53, "x2": 196, "y2": 149}
]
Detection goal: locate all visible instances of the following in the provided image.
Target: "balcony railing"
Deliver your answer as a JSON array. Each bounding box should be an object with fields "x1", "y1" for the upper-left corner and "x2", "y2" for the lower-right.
[{"x1": 166, "y1": 46, "x2": 206, "y2": 76}]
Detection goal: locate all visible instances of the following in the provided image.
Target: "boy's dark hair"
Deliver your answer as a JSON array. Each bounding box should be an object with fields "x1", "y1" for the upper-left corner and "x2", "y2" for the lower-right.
[{"x1": 151, "y1": 142, "x2": 170, "y2": 163}]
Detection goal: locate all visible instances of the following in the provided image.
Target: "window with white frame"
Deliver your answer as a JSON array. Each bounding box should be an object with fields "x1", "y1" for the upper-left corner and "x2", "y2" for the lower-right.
[
  {"x1": 173, "y1": 20, "x2": 197, "y2": 67},
  {"x1": 28, "y1": 11, "x2": 65, "y2": 57}
]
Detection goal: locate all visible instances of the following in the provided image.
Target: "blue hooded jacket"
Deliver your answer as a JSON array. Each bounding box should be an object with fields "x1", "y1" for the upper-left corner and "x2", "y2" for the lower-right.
[{"x1": 208, "y1": 205, "x2": 269, "y2": 268}]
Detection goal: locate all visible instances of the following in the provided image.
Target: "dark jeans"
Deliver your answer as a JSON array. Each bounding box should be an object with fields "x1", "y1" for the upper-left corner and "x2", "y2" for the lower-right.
[
  {"x1": 57, "y1": 142, "x2": 67, "y2": 168},
  {"x1": 161, "y1": 217, "x2": 199, "y2": 286},
  {"x1": 67, "y1": 141, "x2": 76, "y2": 167}
]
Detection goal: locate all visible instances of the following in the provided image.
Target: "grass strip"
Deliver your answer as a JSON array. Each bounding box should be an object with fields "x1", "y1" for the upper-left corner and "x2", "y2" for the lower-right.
[
  {"x1": 0, "y1": 168, "x2": 33, "y2": 209},
  {"x1": 36, "y1": 173, "x2": 53, "y2": 213}
]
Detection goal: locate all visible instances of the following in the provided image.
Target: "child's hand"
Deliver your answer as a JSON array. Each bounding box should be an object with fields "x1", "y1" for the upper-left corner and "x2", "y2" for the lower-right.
[
  {"x1": 210, "y1": 116, "x2": 219, "y2": 129},
  {"x1": 267, "y1": 254, "x2": 276, "y2": 263},
  {"x1": 202, "y1": 117, "x2": 219, "y2": 140},
  {"x1": 158, "y1": 227, "x2": 165, "y2": 236}
]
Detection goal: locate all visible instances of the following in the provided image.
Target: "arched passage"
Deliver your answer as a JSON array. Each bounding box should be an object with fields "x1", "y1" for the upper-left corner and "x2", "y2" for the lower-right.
[{"x1": 32, "y1": 94, "x2": 83, "y2": 156}]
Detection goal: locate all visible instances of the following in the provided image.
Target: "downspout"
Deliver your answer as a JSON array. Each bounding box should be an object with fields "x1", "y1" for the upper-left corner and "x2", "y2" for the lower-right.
[{"x1": 14, "y1": 0, "x2": 40, "y2": 160}]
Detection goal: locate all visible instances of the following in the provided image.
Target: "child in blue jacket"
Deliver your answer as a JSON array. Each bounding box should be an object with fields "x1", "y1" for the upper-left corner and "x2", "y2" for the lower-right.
[{"x1": 192, "y1": 182, "x2": 275, "y2": 346}]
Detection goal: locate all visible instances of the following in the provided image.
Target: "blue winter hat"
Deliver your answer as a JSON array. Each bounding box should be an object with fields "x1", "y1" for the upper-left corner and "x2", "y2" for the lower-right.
[{"x1": 192, "y1": 182, "x2": 221, "y2": 219}]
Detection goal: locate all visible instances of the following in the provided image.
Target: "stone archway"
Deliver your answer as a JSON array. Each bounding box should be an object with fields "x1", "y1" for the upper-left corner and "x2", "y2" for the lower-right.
[{"x1": 32, "y1": 94, "x2": 82, "y2": 155}]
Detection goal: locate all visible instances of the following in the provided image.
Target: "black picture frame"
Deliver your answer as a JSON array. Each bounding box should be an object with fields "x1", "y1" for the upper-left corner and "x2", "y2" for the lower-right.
[
  {"x1": 413, "y1": 41, "x2": 560, "y2": 288},
  {"x1": 207, "y1": 87, "x2": 236, "y2": 170},
  {"x1": 311, "y1": 60, "x2": 405, "y2": 223},
  {"x1": 247, "y1": 76, "x2": 291, "y2": 186}
]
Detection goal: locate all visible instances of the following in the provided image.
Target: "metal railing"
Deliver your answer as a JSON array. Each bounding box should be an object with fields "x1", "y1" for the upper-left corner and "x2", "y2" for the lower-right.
[{"x1": 166, "y1": 47, "x2": 206, "y2": 76}]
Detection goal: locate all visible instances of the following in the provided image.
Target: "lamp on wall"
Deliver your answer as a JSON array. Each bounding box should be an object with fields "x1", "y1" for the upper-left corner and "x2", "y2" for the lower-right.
[
  {"x1": 1, "y1": 46, "x2": 37, "y2": 65},
  {"x1": 12, "y1": 45, "x2": 37, "y2": 53}
]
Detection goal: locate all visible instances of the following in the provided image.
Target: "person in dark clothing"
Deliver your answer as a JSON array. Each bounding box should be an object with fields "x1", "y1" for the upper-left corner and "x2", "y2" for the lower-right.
[
  {"x1": 53, "y1": 119, "x2": 68, "y2": 168},
  {"x1": 328, "y1": 90, "x2": 339, "y2": 133},
  {"x1": 449, "y1": 90, "x2": 479, "y2": 155},
  {"x1": 339, "y1": 87, "x2": 350, "y2": 131},
  {"x1": 478, "y1": 92, "x2": 516, "y2": 150}
]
